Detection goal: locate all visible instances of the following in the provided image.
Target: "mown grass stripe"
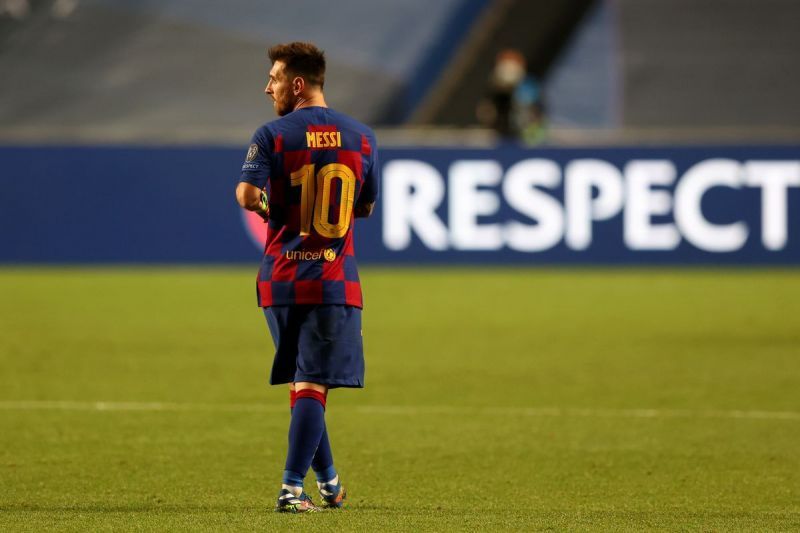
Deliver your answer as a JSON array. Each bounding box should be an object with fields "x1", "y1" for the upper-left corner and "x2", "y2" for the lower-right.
[{"x1": 1, "y1": 400, "x2": 798, "y2": 421}]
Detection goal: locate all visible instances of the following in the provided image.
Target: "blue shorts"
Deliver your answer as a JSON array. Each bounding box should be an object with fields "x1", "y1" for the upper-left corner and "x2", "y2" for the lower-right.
[{"x1": 263, "y1": 305, "x2": 365, "y2": 388}]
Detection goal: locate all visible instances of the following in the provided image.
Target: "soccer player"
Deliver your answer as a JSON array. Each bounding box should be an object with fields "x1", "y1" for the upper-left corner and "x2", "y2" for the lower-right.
[{"x1": 235, "y1": 42, "x2": 378, "y2": 513}]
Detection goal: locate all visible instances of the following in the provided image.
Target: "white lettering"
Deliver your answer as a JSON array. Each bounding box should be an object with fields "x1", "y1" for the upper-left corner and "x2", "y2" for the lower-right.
[
  {"x1": 503, "y1": 159, "x2": 564, "y2": 251},
  {"x1": 449, "y1": 161, "x2": 503, "y2": 250},
  {"x1": 379, "y1": 156, "x2": 797, "y2": 256},
  {"x1": 624, "y1": 160, "x2": 680, "y2": 250},
  {"x1": 565, "y1": 159, "x2": 624, "y2": 250},
  {"x1": 674, "y1": 159, "x2": 748, "y2": 252},
  {"x1": 382, "y1": 160, "x2": 448, "y2": 250},
  {"x1": 744, "y1": 161, "x2": 800, "y2": 251}
]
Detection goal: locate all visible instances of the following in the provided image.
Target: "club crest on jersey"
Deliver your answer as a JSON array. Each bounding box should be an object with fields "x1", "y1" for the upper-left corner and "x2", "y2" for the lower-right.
[
  {"x1": 306, "y1": 130, "x2": 342, "y2": 149},
  {"x1": 245, "y1": 144, "x2": 259, "y2": 162}
]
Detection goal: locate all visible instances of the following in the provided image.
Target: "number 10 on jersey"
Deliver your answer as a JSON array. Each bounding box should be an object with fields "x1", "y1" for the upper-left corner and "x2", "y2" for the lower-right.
[{"x1": 290, "y1": 163, "x2": 357, "y2": 239}]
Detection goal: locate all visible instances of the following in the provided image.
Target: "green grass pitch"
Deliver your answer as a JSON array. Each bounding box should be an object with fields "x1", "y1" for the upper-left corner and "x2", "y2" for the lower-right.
[{"x1": 1, "y1": 267, "x2": 799, "y2": 531}]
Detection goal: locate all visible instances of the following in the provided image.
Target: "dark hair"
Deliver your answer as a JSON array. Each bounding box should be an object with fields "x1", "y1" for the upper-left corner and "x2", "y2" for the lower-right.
[{"x1": 268, "y1": 42, "x2": 326, "y2": 88}]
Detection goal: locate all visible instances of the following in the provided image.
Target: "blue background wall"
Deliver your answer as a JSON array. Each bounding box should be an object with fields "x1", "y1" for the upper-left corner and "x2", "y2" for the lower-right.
[{"x1": 1, "y1": 145, "x2": 798, "y2": 264}]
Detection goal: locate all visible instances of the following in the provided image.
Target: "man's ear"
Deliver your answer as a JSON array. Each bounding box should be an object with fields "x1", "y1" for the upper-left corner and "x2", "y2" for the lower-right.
[{"x1": 292, "y1": 76, "x2": 305, "y2": 96}]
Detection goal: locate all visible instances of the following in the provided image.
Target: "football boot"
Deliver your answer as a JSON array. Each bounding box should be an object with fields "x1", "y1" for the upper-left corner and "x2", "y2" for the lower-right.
[
  {"x1": 275, "y1": 488, "x2": 322, "y2": 513},
  {"x1": 317, "y1": 479, "x2": 346, "y2": 509}
]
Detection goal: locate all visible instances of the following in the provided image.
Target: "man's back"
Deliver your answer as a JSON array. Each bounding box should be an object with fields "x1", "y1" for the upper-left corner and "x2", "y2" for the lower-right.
[
  {"x1": 240, "y1": 106, "x2": 379, "y2": 308},
  {"x1": 236, "y1": 42, "x2": 376, "y2": 512}
]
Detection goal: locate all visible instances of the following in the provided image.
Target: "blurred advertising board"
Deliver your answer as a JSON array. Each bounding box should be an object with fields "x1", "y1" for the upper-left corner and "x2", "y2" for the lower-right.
[{"x1": 1, "y1": 145, "x2": 798, "y2": 264}]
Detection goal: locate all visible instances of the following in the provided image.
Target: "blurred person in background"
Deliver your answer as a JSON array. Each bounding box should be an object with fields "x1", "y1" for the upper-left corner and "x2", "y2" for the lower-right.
[{"x1": 477, "y1": 48, "x2": 546, "y2": 144}]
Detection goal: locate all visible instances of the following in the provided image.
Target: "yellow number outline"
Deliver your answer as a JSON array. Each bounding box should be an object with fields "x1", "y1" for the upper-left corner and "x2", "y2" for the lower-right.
[{"x1": 289, "y1": 163, "x2": 356, "y2": 238}]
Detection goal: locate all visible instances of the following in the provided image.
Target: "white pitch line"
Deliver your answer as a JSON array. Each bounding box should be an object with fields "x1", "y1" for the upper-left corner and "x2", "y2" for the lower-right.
[
  {"x1": 0, "y1": 400, "x2": 798, "y2": 421},
  {"x1": 0, "y1": 400, "x2": 286, "y2": 413},
  {"x1": 358, "y1": 405, "x2": 800, "y2": 421}
]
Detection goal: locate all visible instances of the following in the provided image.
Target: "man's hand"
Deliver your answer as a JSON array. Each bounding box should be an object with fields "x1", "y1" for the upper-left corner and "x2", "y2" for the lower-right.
[
  {"x1": 354, "y1": 201, "x2": 375, "y2": 219},
  {"x1": 236, "y1": 182, "x2": 269, "y2": 221}
]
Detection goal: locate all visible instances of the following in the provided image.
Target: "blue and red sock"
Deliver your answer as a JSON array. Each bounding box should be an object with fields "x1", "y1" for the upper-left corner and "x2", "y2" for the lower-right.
[
  {"x1": 288, "y1": 390, "x2": 337, "y2": 483},
  {"x1": 283, "y1": 389, "x2": 333, "y2": 488}
]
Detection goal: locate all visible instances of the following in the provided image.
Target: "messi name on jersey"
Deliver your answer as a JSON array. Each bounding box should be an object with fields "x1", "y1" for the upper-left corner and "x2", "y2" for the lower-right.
[{"x1": 306, "y1": 129, "x2": 342, "y2": 149}]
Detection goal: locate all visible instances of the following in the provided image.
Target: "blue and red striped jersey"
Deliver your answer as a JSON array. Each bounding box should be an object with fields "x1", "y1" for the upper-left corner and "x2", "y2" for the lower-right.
[{"x1": 239, "y1": 106, "x2": 379, "y2": 308}]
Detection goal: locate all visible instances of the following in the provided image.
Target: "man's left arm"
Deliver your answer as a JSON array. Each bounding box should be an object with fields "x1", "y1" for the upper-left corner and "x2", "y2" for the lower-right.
[{"x1": 354, "y1": 133, "x2": 379, "y2": 218}]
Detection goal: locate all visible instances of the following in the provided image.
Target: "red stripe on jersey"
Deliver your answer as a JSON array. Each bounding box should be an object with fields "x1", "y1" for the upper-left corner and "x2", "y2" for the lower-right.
[
  {"x1": 294, "y1": 280, "x2": 323, "y2": 304},
  {"x1": 265, "y1": 226, "x2": 282, "y2": 257},
  {"x1": 344, "y1": 281, "x2": 362, "y2": 307},
  {"x1": 271, "y1": 257, "x2": 298, "y2": 282},
  {"x1": 343, "y1": 230, "x2": 355, "y2": 256},
  {"x1": 337, "y1": 149, "x2": 363, "y2": 183},
  {"x1": 257, "y1": 281, "x2": 273, "y2": 306},
  {"x1": 264, "y1": 225, "x2": 288, "y2": 259},
  {"x1": 274, "y1": 134, "x2": 283, "y2": 153},
  {"x1": 283, "y1": 149, "x2": 311, "y2": 174},
  {"x1": 322, "y1": 254, "x2": 345, "y2": 281},
  {"x1": 282, "y1": 149, "x2": 312, "y2": 238},
  {"x1": 361, "y1": 134, "x2": 371, "y2": 156}
]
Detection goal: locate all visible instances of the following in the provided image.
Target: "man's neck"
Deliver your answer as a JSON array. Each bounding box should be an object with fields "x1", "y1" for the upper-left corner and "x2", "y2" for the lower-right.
[{"x1": 294, "y1": 93, "x2": 327, "y2": 111}]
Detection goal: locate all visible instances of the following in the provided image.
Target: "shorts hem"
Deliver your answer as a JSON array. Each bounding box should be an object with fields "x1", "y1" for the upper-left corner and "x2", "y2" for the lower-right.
[
  {"x1": 270, "y1": 375, "x2": 363, "y2": 389},
  {"x1": 261, "y1": 301, "x2": 363, "y2": 309}
]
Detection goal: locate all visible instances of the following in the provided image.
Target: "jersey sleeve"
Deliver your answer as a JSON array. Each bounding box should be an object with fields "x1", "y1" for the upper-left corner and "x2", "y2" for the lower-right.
[
  {"x1": 239, "y1": 127, "x2": 272, "y2": 189},
  {"x1": 358, "y1": 131, "x2": 380, "y2": 204}
]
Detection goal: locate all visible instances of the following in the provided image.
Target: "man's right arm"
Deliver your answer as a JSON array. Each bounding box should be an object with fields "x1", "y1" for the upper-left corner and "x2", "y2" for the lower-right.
[
  {"x1": 237, "y1": 128, "x2": 272, "y2": 221},
  {"x1": 236, "y1": 182, "x2": 269, "y2": 220}
]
